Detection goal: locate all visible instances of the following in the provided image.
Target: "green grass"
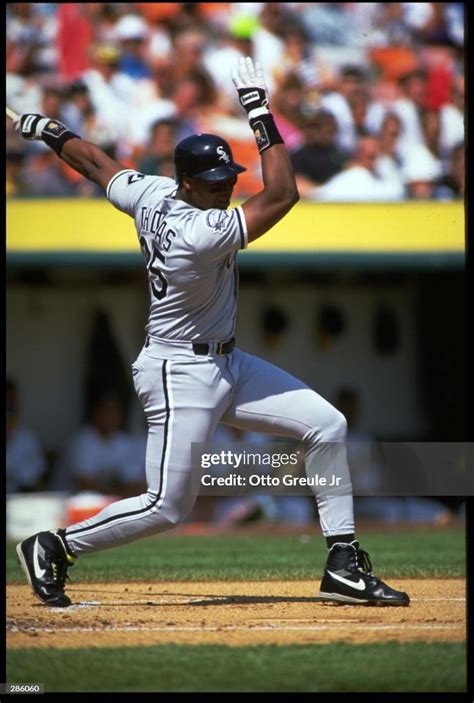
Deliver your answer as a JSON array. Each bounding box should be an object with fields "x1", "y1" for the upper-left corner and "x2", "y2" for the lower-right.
[
  {"x1": 6, "y1": 527, "x2": 465, "y2": 582},
  {"x1": 6, "y1": 643, "x2": 466, "y2": 692}
]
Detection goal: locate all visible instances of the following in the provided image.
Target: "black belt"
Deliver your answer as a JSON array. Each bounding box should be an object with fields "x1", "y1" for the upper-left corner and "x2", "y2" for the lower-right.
[{"x1": 192, "y1": 338, "x2": 235, "y2": 356}]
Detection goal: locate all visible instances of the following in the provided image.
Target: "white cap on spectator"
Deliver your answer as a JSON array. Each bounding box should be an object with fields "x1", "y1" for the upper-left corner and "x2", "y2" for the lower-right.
[
  {"x1": 401, "y1": 145, "x2": 442, "y2": 183},
  {"x1": 114, "y1": 14, "x2": 149, "y2": 41}
]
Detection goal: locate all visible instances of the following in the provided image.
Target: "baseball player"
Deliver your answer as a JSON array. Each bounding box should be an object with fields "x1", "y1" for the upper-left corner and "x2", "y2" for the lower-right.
[{"x1": 14, "y1": 58, "x2": 409, "y2": 608}]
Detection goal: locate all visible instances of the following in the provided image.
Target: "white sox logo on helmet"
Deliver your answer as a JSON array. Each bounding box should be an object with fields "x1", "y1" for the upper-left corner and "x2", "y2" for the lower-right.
[{"x1": 216, "y1": 146, "x2": 230, "y2": 163}]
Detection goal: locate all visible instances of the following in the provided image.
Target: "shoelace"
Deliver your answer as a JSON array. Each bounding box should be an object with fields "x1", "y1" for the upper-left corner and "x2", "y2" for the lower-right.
[
  {"x1": 50, "y1": 558, "x2": 70, "y2": 590},
  {"x1": 355, "y1": 546, "x2": 373, "y2": 575}
]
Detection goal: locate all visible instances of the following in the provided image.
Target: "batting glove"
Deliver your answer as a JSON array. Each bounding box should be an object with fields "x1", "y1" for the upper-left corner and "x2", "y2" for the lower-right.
[
  {"x1": 15, "y1": 113, "x2": 51, "y2": 140},
  {"x1": 15, "y1": 113, "x2": 80, "y2": 155},
  {"x1": 232, "y1": 56, "x2": 270, "y2": 121}
]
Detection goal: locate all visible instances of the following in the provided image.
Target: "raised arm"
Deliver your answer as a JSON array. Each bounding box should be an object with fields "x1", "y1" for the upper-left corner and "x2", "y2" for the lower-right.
[
  {"x1": 14, "y1": 114, "x2": 125, "y2": 191},
  {"x1": 232, "y1": 58, "x2": 299, "y2": 243}
]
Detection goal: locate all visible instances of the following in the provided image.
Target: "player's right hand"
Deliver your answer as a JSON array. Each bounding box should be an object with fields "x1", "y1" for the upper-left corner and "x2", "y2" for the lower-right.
[
  {"x1": 232, "y1": 56, "x2": 270, "y2": 120},
  {"x1": 15, "y1": 113, "x2": 51, "y2": 140}
]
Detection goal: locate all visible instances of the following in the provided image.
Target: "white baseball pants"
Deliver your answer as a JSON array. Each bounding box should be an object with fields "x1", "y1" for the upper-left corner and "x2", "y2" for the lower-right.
[{"x1": 66, "y1": 339, "x2": 354, "y2": 553}]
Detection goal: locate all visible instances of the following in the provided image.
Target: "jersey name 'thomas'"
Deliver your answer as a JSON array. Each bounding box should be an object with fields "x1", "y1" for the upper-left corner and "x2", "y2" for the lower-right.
[{"x1": 107, "y1": 170, "x2": 248, "y2": 341}]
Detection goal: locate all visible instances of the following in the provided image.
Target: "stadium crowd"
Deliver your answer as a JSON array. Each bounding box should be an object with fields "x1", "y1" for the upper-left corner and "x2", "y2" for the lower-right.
[{"x1": 6, "y1": 2, "x2": 464, "y2": 200}]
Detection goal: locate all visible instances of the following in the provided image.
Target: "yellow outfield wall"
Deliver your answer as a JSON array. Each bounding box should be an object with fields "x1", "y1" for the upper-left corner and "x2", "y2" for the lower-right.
[{"x1": 6, "y1": 198, "x2": 464, "y2": 255}]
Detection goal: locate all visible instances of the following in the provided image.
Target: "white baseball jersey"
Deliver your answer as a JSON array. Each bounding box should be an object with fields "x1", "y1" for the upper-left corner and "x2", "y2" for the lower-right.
[{"x1": 106, "y1": 170, "x2": 248, "y2": 341}]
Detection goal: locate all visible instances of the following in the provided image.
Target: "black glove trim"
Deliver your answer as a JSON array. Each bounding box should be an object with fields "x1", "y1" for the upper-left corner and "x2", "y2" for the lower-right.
[
  {"x1": 238, "y1": 86, "x2": 268, "y2": 115},
  {"x1": 20, "y1": 114, "x2": 44, "y2": 137}
]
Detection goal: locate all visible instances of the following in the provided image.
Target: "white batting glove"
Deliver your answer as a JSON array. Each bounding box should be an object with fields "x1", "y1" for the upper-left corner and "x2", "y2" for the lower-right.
[
  {"x1": 232, "y1": 56, "x2": 270, "y2": 121},
  {"x1": 16, "y1": 113, "x2": 51, "y2": 140},
  {"x1": 15, "y1": 112, "x2": 80, "y2": 155}
]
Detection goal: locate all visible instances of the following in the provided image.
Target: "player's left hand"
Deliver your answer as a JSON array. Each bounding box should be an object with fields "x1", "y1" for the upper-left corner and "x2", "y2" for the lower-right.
[
  {"x1": 232, "y1": 56, "x2": 270, "y2": 120},
  {"x1": 15, "y1": 113, "x2": 51, "y2": 140}
]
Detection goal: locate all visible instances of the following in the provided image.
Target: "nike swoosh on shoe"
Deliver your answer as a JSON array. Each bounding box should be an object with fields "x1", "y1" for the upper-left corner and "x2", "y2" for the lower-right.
[
  {"x1": 327, "y1": 570, "x2": 366, "y2": 591},
  {"x1": 33, "y1": 538, "x2": 47, "y2": 579}
]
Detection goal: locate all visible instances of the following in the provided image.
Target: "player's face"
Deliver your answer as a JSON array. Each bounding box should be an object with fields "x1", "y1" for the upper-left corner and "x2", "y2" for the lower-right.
[{"x1": 188, "y1": 175, "x2": 238, "y2": 210}]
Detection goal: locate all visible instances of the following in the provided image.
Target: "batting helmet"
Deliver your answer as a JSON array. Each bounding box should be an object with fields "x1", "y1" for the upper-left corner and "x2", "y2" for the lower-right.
[{"x1": 174, "y1": 133, "x2": 247, "y2": 183}]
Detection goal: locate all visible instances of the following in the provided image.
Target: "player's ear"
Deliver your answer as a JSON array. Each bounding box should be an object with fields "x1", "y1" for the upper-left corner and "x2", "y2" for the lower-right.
[{"x1": 182, "y1": 175, "x2": 193, "y2": 192}]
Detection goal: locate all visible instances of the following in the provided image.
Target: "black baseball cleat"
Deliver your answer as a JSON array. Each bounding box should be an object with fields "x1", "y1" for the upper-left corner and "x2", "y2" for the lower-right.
[
  {"x1": 318, "y1": 541, "x2": 410, "y2": 606},
  {"x1": 16, "y1": 529, "x2": 76, "y2": 607}
]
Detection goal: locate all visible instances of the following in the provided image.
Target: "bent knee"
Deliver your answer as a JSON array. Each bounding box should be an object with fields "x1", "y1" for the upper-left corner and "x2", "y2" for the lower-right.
[
  {"x1": 329, "y1": 409, "x2": 347, "y2": 440},
  {"x1": 305, "y1": 405, "x2": 347, "y2": 442},
  {"x1": 146, "y1": 493, "x2": 196, "y2": 528}
]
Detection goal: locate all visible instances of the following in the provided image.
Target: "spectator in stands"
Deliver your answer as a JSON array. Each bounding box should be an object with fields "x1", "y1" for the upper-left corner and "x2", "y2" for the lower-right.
[
  {"x1": 348, "y1": 87, "x2": 372, "y2": 140},
  {"x1": 420, "y1": 109, "x2": 443, "y2": 163},
  {"x1": 272, "y1": 72, "x2": 306, "y2": 152},
  {"x1": 434, "y1": 142, "x2": 464, "y2": 200},
  {"x1": 290, "y1": 109, "x2": 349, "y2": 198},
  {"x1": 6, "y1": 378, "x2": 47, "y2": 493},
  {"x1": 170, "y1": 69, "x2": 219, "y2": 141},
  {"x1": 439, "y1": 74, "x2": 464, "y2": 158},
  {"x1": 62, "y1": 80, "x2": 92, "y2": 134},
  {"x1": 374, "y1": 111, "x2": 405, "y2": 186},
  {"x1": 113, "y1": 14, "x2": 153, "y2": 80},
  {"x1": 252, "y1": 3, "x2": 288, "y2": 92},
  {"x1": 169, "y1": 29, "x2": 207, "y2": 84},
  {"x1": 135, "y1": 4, "x2": 174, "y2": 74},
  {"x1": 320, "y1": 65, "x2": 382, "y2": 153},
  {"x1": 79, "y1": 43, "x2": 133, "y2": 131},
  {"x1": 392, "y1": 69, "x2": 429, "y2": 152},
  {"x1": 61, "y1": 394, "x2": 146, "y2": 498},
  {"x1": 274, "y1": 23, "x2": 331, "y2": 94},
  {"x1": 203, "y1": 19, "x2": 254, "y2": 113},
  {"x1": 41, "y1": 87, "x2": 65, "y2": 121},
  {"x1": 79, "y1": 43, "x2": 148, "y2": 159},
  {"x1": 376, "y1": 109, "x2": 446, "y2": 200},
  {"x1": 401, "y1": 141, "x2": 443, "y2": 200},
  {"x1": 312, "y1": 135, "x2": 404, "y2": 202},
  {"x1": 137, "y1": 118, "x2": 178, "y2": 177},
  {"x1": 63, "y1": 80, "x2": 120, "y2": 159}
]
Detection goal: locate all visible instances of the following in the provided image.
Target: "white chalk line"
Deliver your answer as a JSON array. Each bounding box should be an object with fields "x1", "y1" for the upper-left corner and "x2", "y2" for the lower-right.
[
  {"x1": 411, "y1": 597, "x2": 465, "y2": 602},
  {"x1": 8, "y1": 623, "x2": 464, "y2": 634},
  {"x1": 54, "y1": 596, "x2": 466, "y2": 611}
]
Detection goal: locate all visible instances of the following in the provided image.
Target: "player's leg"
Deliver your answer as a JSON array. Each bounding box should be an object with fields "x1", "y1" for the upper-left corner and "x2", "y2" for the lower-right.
[
  {"x1": 64, "y1": 353, "x2": 230, "y2": 554},
  {"x1": 221, "y1": 350, "x2": 409, "y2": 606},
  {"x1": 221, "y1": 349, "x2": 354, "y2": 537},
  {"x1": 16, "y1": 348, "x2": 231, "y2": 605}
]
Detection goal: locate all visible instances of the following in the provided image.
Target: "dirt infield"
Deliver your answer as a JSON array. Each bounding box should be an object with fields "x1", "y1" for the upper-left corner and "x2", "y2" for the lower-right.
[{"x1": 7, "y1": 579, "x2": 464, "y2": 649}]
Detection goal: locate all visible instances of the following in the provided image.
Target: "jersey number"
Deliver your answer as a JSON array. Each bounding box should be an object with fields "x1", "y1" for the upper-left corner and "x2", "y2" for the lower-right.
[{"x1": 140, "y1": 236, "x2": 168, "y2": 300}]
